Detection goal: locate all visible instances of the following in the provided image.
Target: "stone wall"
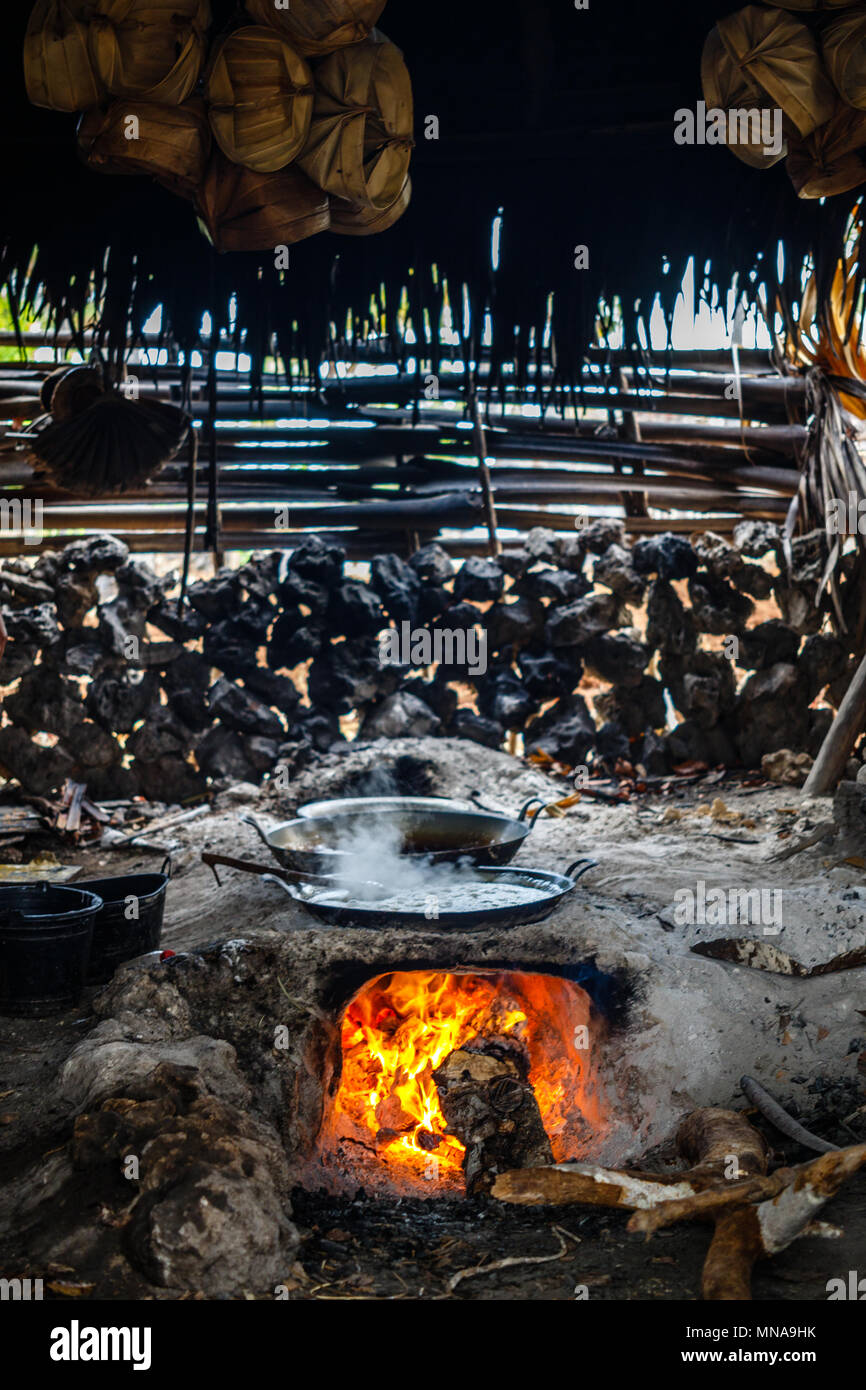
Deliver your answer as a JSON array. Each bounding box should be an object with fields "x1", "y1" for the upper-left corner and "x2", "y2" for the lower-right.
[{"x1": 0, "y1": 519, "x2": 855, "y2": 799}]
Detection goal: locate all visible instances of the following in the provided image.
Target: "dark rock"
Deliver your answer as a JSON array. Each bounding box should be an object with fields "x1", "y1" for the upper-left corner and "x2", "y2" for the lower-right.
[
  {"x1": 451, "y1": 707, "x2": 503, "y2": 749},
  {"x1": 807, "y1": 707, "x2": 834, "y2": 758},
  {"x1": 131, "y1": 755, "x2": 206, "y2": 803},
  {"x1": 3, "y1": 603, "x2": 61, "y2": 650},
  {"x1": 679, "y1": 652, "x2": 737, "y2": 731},
  {"x1": 205, "y1": 608, "x2": 272, "y2": 676},
  {"x1": 195, "y1": 725, "x2": 259, "y2": 784},
  {"x1": 187, "y1": 571, "x2": 242, "y2": 621},
  {"x1": 416, "y1": 584, "x2": 450, "y2": 624},
  {"x1": 241, "y1": 667, "x2": 300, "y2": 715},
  {"x1": 60, "y1": 534, "x2": 129, "y2": 574},
  {"x1": 732, "y1": 563, "x2": 772, "y2": 600},
  {"x1": 525, "y1": 694, "x2": 595, "y2": 764},
  {"x1": 583, "y1": 632, "x2": 648, "y2": 688},
  {"x1": 554, "y1": 532, "x2": 587, "y2": 574},
  {"x1": 0, "y1": 725, "x2": 75, "y2": 796},
  {"x1": 595, "y1": 721, "x2": 631, "y2": 771},
  {"x1": 115, "y1": 558, "x2": 164, "y2": 611},
  {"x1": 645, "y1": 579, "x2": 696, "y2": 656},
  {"x1": 691, "y1": 532, "x2": 743, "y2": 580},
  {"x1": 517, "y1": 645, "x2": 579, "y2": 699},
  {"x1": 731, "y1": 662, "x2": 806, "y2": 767},
  {"x1": 592, "y1": 544, "x2": 646, "y2": 603},
  {"x1": 637, "y1": 730, "x2": 670, "y2": 776},
  {"x1": 576, "y1": 518, "x2": 626, "y2": 556},
  {"x1": 687, "y1": 573, "x2": 753, "y2": 635},
  {"x1": 127, "y1": 706, "x2": 198, "y2": 762},
  {"x1": 545, "y1": 592, "x2": 628, "y2": 647},
  {"x1": 236, "y1": 551, "x2": 281, "y2": 603},
  {"x1": 147, "y1": 600, "x2": 208, "y2": 643},
  {"x1": 0, "y1": 637, "x2": 38, "y2": 682},
  {"x1": 524, "y1": 527, "x2": 560, "y2": 564},
  {"x1": 738, "y1": 620, "x2": 800, "y2": 671},
  {"x1": 790, "y1": 530, "x2": 828, "y2": 586},
  {"x1": 408, "y1": 543, "x2": 454, "y2": 585},
  {"x1": 82, "y1": 764, "x2": 142, "y2": 801},
  {"x1": 773, "y1": 581, "x2": 823, "y2": 635},
  {"x1": 60, "y1": 719, "x2": 121, "y2": 770},
  {"x1": 453, "y1": 556, "x2": 505, "y2": 603},
  {"x1": 87, "y1": 669, "x2": 158, "y2": 733},
  {"x1": 594, "y1": 676, "x2": 666, "y2": 739},
  {"x1": 632, "y1": 533, "x2": 698, "y2": 581},
  {"x1": 485, "y1": 596, "x2": 545, "y2": 652},
  {"x1": 411, "y1": 675, "x2": 458, "y2": 726},
  {"x1": 360, "y1": 691, "x2": 441, "y2": 739},
  {"x1": 275, "y1": 571, "x2": 329, "y2": 620},
  {"x1": 267, "y1": 613, "x2": 322, "y2": 668},
  {"x1": 665, "y1": 719, "x2": 736, "y2": 768},
  {"x1": 244, "y1": 735, "x2": 282, "y2": 775},
  {"x1": 162, "y1": 652, "x2": 212, "y2": 732},
  {"x1": 289, "y1": 536, "x2": 344, "y2": 588},
  {"x1": 308, "y1": 638, "x2": 401, "y2": 713},
  {"x1": 63, "y1": 638, "x2": 108, "y2": 677},
  {"x1": 30, "y1": 551, "x2": 61, "y2": 586},
  {"x1": 733, "y1": 519, "x2": 782, "y2": 560},
  {"x1": 477, "y1": 667, "x2": 537, "y2": 730},
  {"x1": 207, "y1": 677, "x2": 283, "y2": 742},
  {"x1": 516, "y1": 566, "x2": 589, "y2": 603},
  {"x1": 369, "y1": 553, "x2": 422, "y2": 625},
  {"x1": 497, "y1": 548, "x2": 532, "y2": 578},
  {"x1": 97, "y1": 597, "x2": 148, "y2": 657},
  {"x1": 328, "y1": 580, "x2": 383, "y2": 634},
  {"x1": 287, "y1": 708, "x2": 343, "y2": 752},
  {"x1": 5, "y1": 666, "x2": 84, "y2": 738}
]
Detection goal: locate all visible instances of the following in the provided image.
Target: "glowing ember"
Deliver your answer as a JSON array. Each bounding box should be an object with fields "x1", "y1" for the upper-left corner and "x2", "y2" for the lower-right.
[{"x1": 316, "y1": 969, "x2": 608, "y2": 1195}]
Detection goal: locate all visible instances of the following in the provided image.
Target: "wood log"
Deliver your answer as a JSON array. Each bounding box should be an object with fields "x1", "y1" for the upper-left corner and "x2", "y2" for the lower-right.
[
  {"x1": 802, "y1": 649, "x2": 866, "y2": 796},
  {"x1": 433, "y1": 1035, "x2": 553, "y2": 1195}
]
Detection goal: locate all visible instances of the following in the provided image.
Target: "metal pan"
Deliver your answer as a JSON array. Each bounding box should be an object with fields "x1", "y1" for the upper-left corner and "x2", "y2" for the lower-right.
[
  {"x1": 296, "y1": 794, "x2": 478, "y2": 819},
  {"x1": 240, "y1": 797, "x2": 550, "y2": 874},
  {"x1": 261, "y1": 859, "x2": 597, "y2": 930}
]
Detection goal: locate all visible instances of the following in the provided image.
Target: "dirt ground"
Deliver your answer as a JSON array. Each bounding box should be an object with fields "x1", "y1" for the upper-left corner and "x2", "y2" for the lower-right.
[{"x1": 1, "y1": 738, "x2": 864, "y2": 1300}]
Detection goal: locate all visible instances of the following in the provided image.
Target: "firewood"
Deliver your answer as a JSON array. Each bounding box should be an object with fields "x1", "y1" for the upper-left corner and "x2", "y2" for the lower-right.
[{"x1": 433, "y1": 1036, "x2": 553, "y2": 1195}]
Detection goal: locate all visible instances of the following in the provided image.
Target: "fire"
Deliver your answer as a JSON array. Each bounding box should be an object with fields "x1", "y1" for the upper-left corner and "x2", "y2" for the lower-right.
[{"x1": 321, "y1": 969, "x2": 607, "y2": 1195}]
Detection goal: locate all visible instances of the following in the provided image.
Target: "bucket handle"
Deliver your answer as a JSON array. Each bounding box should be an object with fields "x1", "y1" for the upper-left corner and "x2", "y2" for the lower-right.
[
  {"x1": 566, "y1": 857, "x2": 597, "y2": 883},
  {"x1": 160, "y1": 854, "x2": 172, "y2": 880},
  {"x1": 240, "y1": 813, "x2": 274, "y2": 851}
]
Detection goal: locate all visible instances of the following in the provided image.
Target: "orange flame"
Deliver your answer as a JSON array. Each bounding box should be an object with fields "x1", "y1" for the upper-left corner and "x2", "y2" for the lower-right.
[{"x1": 319, "y1": 970, "x2": 607, "y2": 1195}]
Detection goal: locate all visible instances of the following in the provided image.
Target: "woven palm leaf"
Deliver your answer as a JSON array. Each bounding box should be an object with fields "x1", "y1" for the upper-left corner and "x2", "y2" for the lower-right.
[
  {"x1": 330, "y1": 174, "x2": 411, "y2": 236},
  {"x1": 298, "y1": 31, "x2": 413, "y2": 211},
  {"x1": 205, "y1": 26, "x2": 313, "y2": 173},
  {"x1": 715, "y1": 6, "x2": 836, "y2": 138},
  {"x1": 24, "y1": 0, "x2": 103, "y2": 112},
  {"x1": 701, "y1": 26, "x2": 787, "y2": 167},
  {"x1": 89, "y1": 0, "x2": 210, "y2": 104},
  {"x1": 195, "y1": 151, "x2": 329, "y2": 252},
  {"x1": 786, "y1": 103, "x2": 866, "y2": 198},
  {"x1": 245, "y1": 0, "x2": 386, "y2": 57},
  {"x1": 30, "y1": 393, "x2": 190, "y2": 494},
  {"x1": 822, "y1": 9, "x2": 866, "y2": 110},
  {"x1": 78, "y1": 97, "x2": 210, "y2": 198}
]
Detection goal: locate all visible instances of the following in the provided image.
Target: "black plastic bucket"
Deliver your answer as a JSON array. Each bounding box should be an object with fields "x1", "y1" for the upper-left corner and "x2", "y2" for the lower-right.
[
  {"x1": 0, "y1": 883, "x2": 103, "y2": 1017},
  {"x1": 77, "y1": 859, "x2": 170, "y2": 985}
]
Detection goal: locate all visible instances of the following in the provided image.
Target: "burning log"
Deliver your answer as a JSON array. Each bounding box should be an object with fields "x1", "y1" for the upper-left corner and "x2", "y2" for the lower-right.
[
  {"x1": 492, "y1": 1107, "x2": 866, "y2": 1299},
  {"x1": 433, "y1": 1036, "x2": 553, "y2": 1195}
]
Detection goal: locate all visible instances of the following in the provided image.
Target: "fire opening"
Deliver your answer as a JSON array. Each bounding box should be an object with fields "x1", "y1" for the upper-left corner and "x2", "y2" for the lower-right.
[{"x1": 312, "y1": 969, "x2": 610, "y2": 1196}]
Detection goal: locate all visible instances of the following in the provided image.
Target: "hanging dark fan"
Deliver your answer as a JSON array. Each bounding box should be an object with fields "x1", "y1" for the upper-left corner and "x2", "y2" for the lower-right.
[{"x1": 29, "y1": 365, "x2": 191, "y2": 495}]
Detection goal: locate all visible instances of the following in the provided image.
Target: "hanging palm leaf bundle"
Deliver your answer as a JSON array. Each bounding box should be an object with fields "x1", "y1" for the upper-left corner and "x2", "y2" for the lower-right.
[
  {"x1": 786, "y1": 102, "x2": 866, "y2": 198},
  {"x1": 822, "y1": 8, "x2": 866, "y2": 110},
  {"x1": 701, "y1": 25, "x2": 787, "y2": 167},
  {"x1": 329, "y1": 172, "x2": 411, "y2": 235},
  {"x1": 195, "y1": 151, "x2": 330, "y2": 252},
  {"x1": 298, "y1": 30, "x2": 413, "y2": 210},
  {"x1": 29, "y1": 366, "x2": 191, "y2": 495},
  {"x1": 245, "y1": 0, "x2": 387, "y2": 57},
  {"x1": 89, "y1": 0, "x2": 210, "y2": 104},
  {"x1": 205, "y1": 26, "x2": 314, "y2": 173},
  {"x1": 23, "y1": 0, "x2": 103, "y2": 112},
  {"x1": 711, "y1": 6, "x2": 836, "y2": 139},
  {"x1": 78, "y1": 96, "x2": 210, "y2": 197}
]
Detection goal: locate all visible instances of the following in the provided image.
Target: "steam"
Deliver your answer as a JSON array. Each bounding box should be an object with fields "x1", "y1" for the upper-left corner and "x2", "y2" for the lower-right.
[{"x1": 320, "y1": 815, "x2": 478, "y2": 904}]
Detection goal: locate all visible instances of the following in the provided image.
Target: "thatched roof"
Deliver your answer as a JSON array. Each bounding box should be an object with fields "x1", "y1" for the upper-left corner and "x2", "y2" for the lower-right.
[{"x1": 1, "y1": 0, "x2": 860, "y2": 387}]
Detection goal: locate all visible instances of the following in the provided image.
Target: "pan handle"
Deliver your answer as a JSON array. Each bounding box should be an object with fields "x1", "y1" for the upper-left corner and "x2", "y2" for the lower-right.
[
  {"x1": 517, "y1": 796, "x2": 547, "y2": 823},
  {"x1": 566, "y1": 857, "x2": 597, "y2": 883},
  {"x1": 240, "y1": 812, "x2": 274, "y2": 851}
]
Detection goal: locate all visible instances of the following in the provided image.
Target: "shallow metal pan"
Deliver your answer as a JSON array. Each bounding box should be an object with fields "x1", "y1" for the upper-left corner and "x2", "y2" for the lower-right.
[{"x1": 240, "y1": 797, "x2": 549, "y2": 874}]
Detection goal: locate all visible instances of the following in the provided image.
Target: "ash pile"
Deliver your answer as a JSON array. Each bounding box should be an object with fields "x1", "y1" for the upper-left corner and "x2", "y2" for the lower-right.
[{"x1": 0, "y1": 518, "x2": 857, "y2": 800}]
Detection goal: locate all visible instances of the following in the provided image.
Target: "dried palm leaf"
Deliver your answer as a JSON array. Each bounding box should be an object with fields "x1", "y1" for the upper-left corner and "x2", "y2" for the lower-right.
[
  {"x1": 298, "y1": 30, "x2": 413, "y2": 211},
  {"x1": 194, "y1": 151, "x2": 329, "y2": 253},
  {"x1": 89, "y1": 0, "x2": 210, "y2": 104},
  {"x1": 715, "y1": 6, "x2": 836, "y2": 137},
  {"x1": 701, "y1": 26, "x2": 786, "y2": 168},
  {"x1": 245, "y1": 0, "x2": 386, "y2": 57},
  {"x1": 329, "y1": 174, "x2": 411, "y2": 236},
  {"x1": 24, "y1": 0, "x2": 103, "y2": 112},
  {"x1": 786, "y1": 104, "x2": 866, "y2": 199},
  {"x1": 822, "y1": 9, "x2": 866, "y2": 111},
  {"x1": 30, "y1": 394, "x2": 190, "y2": 494},
  {"x1": 205, "y1": 25, "x2": 313, "y2": 173},
  {"x1": 78, "y1": 96, "x2": 210, "y2": 198},
  {"x1": 49, "y1": 364, "x2": 106, "y2": 418}
]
